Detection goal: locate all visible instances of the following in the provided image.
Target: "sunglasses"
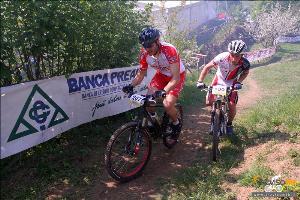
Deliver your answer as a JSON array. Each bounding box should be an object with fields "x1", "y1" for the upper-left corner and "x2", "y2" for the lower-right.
[
  {"x1": 142, "y1": 42, "x2": 155, "y2": 49},
  {"x1": 230, "y1": 53, "x2": 242, "y2": 57},
  {"x1": 142, "y1": 39, "x2": 158, "y2": 49}
]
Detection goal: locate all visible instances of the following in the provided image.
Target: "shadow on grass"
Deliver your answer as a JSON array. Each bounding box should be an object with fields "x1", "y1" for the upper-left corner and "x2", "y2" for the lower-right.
[
  {"x1": 0, "y1": 108, "x2": 140, "y2": 200},
  {"x1": 160, "y1": 123, "x2": 295, "y2": 199},
  {"x1": 160, "y1": 133, "x2": 246, "y2": 199},
  {"x1": 234, "y1": 124, "x2": 292, "y2": 147}
]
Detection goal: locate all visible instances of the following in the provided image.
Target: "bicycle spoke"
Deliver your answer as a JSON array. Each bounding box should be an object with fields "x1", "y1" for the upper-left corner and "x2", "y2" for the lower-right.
[{"x1": 106, "y1": 123, "x2": 151, "y2": 181}]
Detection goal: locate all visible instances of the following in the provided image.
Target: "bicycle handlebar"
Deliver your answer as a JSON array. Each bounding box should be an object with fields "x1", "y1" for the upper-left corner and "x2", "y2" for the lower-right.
[
  {"x1": 127, "y1": 91, "x2": 166, "y2": 99},
  {"x1": 200, "y1": 84, "x2": 243, "y2": 93},
  {"x1": 126, "y1": 91, "x2": 166, "y2": 107}
]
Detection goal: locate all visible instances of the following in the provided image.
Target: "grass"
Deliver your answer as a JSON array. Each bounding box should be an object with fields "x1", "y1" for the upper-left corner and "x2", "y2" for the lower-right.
[
  {"x1": 0, "y1": 110, "x2": 138, "y2": 199},
  {"x1": 163, "y1": 149, "x2": 241, "y2": 200},
  {"x1": 237, "y1": 59, "x2": 300, "y2": 136},
  {"x1": 162, "y1": 43, "x2": 300, "y2": 199},
  {"x1": 238, "y1": 149, "x2": 274, "y2": 189},
  {"x1": 237, "y1": 89, "x2": 300, "y2": 135},
  {"x1": 179, "y1": 70, "x2": 213, "y2": 106},
  {"x1": 235, "y1": 43, "x2": 300, "y2": 197},
  {"x1": 288, "y1": 149, "x2": 300, "y2": 167},
  {"x1": 238, "y1": 165, "x2": 274, "y2": 189},
  {"x1": 1, "y1": 43, "x2": 300, "y2": 199}
]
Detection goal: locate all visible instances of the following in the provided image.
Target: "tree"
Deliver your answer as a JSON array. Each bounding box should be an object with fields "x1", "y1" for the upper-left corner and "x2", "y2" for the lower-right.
[
  {"x1": 150, "y1": 1, "x2": 200, "y2": 65},
  {"x1": 245, "y1": 2, "x2": 300, "y2": 47},
  {"x1": 0, "y1": 1, "x2": 150, "y2": 87}
]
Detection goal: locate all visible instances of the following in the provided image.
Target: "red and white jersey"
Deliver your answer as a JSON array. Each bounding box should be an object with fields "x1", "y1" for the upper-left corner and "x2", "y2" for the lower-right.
[
  {"x1": 211, "y1": 52, "x2": 250, "y2": 86},
  {"x1": 139, "y1": 42, "x2": 185, "y2": 77}
]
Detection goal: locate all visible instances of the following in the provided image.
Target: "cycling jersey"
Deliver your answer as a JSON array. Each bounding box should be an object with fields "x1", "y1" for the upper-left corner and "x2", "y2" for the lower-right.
[
  {"x1": 206, "y1": 52, "x2": 250, "y2": 105},
  {"x1": 149, "y1": 72, "x2": 185, "y2": 98},
  {"x1": 211, "y1": 52, "x2": 250, "y2": 86},
  {"x1": 139, "y1": 42, "x2": 185, "y2": 77}
]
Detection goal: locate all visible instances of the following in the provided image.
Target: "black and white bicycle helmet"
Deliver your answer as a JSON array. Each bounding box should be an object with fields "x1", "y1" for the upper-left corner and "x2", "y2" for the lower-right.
[
  {"x1": 228, "y1": 40, "x2": 247, "y2": 54},
  {"x1": 139, "y1": 27, "x2": 160, "y2": 48}
]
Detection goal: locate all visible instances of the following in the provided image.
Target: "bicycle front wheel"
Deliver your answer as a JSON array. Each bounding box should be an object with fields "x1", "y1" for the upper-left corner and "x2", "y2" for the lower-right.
[
  {"x1": 212, "y1": 109, "x2": 221, "y2": 161},
  {"x1": 105, "y1": 122, "x2": 152, "y2": 182}
]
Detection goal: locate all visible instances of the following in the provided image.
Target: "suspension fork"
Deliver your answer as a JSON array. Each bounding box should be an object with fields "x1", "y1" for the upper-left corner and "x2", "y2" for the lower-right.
[
  {"x1": 211, "y1": 100, "x2": 221, "y2": 123},
  {"x1": 130, "y1": 120, "x2": 144, "y2": 155},
  {"x1": 221, "y1": 100, "x2": 229, "y2": 123}
]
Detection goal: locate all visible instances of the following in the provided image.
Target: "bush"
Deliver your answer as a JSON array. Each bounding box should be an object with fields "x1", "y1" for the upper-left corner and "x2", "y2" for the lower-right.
[{"x1": 0, "y1": 1, "x2": 150, "y2": 86}]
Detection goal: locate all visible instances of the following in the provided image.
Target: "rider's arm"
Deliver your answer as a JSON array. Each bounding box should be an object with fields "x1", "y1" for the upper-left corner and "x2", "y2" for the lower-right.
[
  {"x1": 237, "y1": 58, "x2": 250, "y2": 83},
  {"x1": 197, "y1": 60, "x2": 215, "y2": 82},
  {"x1": 164, "y1": 63, "x2": 180, "y2": 93},
  {"x1": 131, "y1": 50, "x2": 148, "y2": 87},
  {"x1": 237, "y1": 69, "x2": 249, "y2": 83},
  {"x1": 131, "y1": 69, "x2": 147, "y2": 87}
]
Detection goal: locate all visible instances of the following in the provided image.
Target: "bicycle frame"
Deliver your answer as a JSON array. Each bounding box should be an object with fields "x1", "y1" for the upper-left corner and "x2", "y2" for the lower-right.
[
  {"x1": 210, "y1": 92, "x2": 229, "y2": 136},
  {"x1": 139, "y1": 102, "x2": 164, "y2": 138},
  {"x1": 105, "y1": 93, "x2": 183, "y2": 182},
  {"x1": 134, "y1": 96, "x2": 181, "y2": 139}
]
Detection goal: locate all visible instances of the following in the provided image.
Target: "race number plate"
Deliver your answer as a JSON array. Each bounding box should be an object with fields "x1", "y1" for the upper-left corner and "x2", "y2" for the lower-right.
[
  {"x1": 129, "y1": 94, "x2": 145, "y2": 106},
  {"x1": 211, "y1": 85, "x2": 227, "y2": 96}
]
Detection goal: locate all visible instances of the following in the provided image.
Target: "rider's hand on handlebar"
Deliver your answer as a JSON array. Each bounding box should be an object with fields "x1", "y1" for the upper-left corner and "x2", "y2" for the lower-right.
[
  {"x1": 233, "y1": 82, "x2": 242, "y2": 90},
  {"x1": 122, "y1": 84, "x2": 134, "y2": 94},
  {"x1": 154, "y1": 90, "x2": 167, "y2": 98},
  {"x1": 196, "y1": 81, "x2": 206, "y2": 90}
]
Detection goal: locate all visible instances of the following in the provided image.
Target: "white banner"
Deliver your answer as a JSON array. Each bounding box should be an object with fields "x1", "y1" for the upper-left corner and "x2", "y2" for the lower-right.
[{"x1": 1, "y1": 66, "x2": 155, "y2": 159}]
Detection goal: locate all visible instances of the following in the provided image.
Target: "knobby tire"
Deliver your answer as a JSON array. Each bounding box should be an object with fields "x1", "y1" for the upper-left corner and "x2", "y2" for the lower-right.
[
  {"x1": 212, "y1": 108, "x2": 221, "y2": 161},
  {"x1": 105, "y1": 122, "x2": 152, "y2": 182}
]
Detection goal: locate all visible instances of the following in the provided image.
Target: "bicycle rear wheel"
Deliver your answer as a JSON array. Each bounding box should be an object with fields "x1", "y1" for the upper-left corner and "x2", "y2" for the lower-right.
[
  {"x1": 212, "y1": 109, "x2": 221, "y2": 161},
  {"x1": 105, "y1": 122, "x2": 152, "y2": 182},
  {"x1": 163, "y1": 105, "x2": 183, "y2": 149}
]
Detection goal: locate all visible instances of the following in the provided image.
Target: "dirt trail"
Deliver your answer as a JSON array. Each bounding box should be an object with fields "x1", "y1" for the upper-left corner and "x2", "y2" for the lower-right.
[
  {"x1": 236, "y1": 71, "x2": 263, "y2": 111},
  {"x1": 86, "y1": 71, "x2": 268, "y2": 200},
  {"x1": 222, "y1": 71, "x2": 300, "y2": 200},
  {"x1": 87, "y1": 106, "x2": 211, "y2": 200}
]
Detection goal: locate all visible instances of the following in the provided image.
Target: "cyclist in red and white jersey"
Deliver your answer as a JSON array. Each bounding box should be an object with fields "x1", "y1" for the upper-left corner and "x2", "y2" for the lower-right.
[
  {"x1": 123, "y1": 27, "x2": 186, "y2": 135},
  {"x1": 196, "y1": 40, "x2": 250, "y2": 135}
]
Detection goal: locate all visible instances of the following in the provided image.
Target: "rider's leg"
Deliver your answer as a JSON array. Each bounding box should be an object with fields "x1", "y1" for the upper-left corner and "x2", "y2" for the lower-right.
[
  {"x1": 228, "y1": 91, "x2": 238, "y2": 123},
  {"x1": 146, "y1": 73, "x2": 164, "y2": 114},
  {"x1": 164, "y1": 72, "x2": 185, "y2": 134},
  {"x1": 227, "y1": 91, "x2": 238, "y2": 135},
  {"x1": 163, "y1": 94, "x2": 182, "y2": 135},
  {"x1": 163, "y1": 94, "x2": 178, "y2": 122},
  {"x1": 206, "y1": 92, "x2": 215, "y2": 134},
  {"x1": 228, "y1": 102, "x2": 236, "y2": 123},
  {"x1": 206, "y1": 91, "x2": 214, "y2": 106}
]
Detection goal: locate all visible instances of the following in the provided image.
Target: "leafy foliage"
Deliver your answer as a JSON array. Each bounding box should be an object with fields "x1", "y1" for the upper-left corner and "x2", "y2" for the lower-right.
[
  {"x1": 151, "y1": 3, "x2": 200, "y2": 65},
  {"x1": 0, "y1": 1, "x2": 150, "y2": 86}
]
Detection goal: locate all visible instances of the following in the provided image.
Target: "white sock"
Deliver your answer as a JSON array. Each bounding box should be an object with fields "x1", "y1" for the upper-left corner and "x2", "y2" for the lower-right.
[{"x1": 172, "y1": 119, "x2": 179, "y2": 125}]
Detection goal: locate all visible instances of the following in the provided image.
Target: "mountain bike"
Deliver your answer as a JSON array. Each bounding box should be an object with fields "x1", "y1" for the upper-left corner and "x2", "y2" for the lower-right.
[
  {"x1": 104, "y1": 92, "x2": 183, "y2": 182},
  {"x1": 201, "y1": 84, "x2": 242, "y2": 161}
]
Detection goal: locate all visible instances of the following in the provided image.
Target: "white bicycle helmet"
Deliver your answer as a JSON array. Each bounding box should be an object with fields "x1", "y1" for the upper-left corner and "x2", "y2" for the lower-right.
[{"x1": 228, "y1": 40, "x2": 247, "y2": 54}]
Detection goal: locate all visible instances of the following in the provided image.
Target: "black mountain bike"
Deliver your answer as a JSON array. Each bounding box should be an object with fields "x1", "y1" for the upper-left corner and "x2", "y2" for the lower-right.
[
  {"x1": 202, "y1": 84, "x2": 241, "y2": 161},
  {"x1": 105, "y1": 92, "x2": 183, "y2": 182}
]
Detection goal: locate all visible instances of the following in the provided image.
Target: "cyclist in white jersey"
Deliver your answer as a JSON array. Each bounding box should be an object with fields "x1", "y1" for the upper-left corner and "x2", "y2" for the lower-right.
[
  {"x1": 122, "y1": 27, "x2": 186, "y2": 136},
  {"x1": 196, "y1": 40, "x2": 250, "y2": 135}
]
